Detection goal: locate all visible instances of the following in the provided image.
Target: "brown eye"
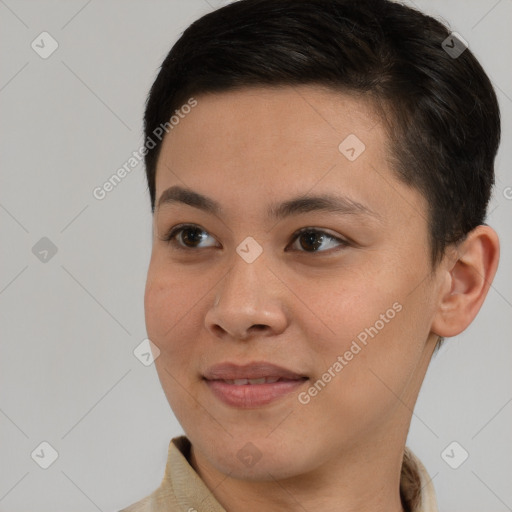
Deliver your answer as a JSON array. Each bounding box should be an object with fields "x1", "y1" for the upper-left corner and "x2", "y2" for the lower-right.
[
  {"x1": 163, "y1": 224, "x2": 218, "y2": 250},
  {"x1": 289, "y1": 228, "x2": 349, "y2": 253},
  {"x1": 179, "y1": 227, "x2": 207, "y2": 247},
  {"x1": 298, "y1": 230, "x2": 325, "y2": 251}
]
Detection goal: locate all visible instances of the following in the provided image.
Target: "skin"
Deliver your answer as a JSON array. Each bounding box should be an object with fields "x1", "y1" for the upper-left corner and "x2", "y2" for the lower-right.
[{"x1": 144, "y1": 85, "x2": 500, "y2": 512}]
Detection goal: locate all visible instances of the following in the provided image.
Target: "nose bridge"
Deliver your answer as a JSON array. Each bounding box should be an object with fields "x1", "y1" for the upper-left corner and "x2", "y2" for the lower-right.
[
  {"x1": 206, "y1": 245, "x2": 288, "y2": 338},
  {"x1": 219, "y1": 247, "x2": 270, "y2": 308}
]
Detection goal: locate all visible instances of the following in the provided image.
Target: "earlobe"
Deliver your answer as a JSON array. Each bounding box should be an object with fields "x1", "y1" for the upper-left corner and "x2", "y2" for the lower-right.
[{"x1": 431, "y1": 225, "x2": 500, "y2": 338}]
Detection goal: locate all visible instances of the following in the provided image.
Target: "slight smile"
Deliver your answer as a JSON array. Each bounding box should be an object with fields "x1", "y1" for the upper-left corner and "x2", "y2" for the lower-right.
[{"x1": 203, "y1": 362, "x2": 309, "y2": 408}]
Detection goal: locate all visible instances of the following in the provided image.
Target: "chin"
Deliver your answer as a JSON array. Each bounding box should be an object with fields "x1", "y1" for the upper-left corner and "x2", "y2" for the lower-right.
[{"x1": 194, "y1": 432, "x2": 313, "y2": 481}]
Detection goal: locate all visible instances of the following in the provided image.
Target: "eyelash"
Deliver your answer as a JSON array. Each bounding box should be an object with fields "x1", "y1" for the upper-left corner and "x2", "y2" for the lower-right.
[{"x1": 161, "y1": 223, "x2": 350, "y2": 254}]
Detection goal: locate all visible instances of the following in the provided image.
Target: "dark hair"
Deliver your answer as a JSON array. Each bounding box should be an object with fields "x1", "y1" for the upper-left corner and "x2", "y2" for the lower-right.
[{"x1": 143, "y1": 0, "x2": 500, "y2": 350}]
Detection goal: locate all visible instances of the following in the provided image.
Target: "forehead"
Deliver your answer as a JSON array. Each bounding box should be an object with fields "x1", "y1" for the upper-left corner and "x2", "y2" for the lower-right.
[
  {"x1": 165, "y1": 85, "x2": 380, "y2": 154},
  {"x1": 154, "y1": 85, "x2": 425, "y2": 227},
  {"x1": 158, "y1": 86, "x2": 383, "y2": 179}
]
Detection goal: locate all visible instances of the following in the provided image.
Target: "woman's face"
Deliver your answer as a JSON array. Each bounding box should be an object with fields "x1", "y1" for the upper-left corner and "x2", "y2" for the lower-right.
[{"x1": 145, "y1": 86, "x2": 442, "y2": 479}]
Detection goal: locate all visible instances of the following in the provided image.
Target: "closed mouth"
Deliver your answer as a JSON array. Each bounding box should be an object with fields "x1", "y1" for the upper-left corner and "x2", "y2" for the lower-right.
[
  {"x1": 216, "y1": 376, "x2": 307, "y2": 385},
  {"x1": 202, "y1": 361, "x2": 308, "y2": 382}
]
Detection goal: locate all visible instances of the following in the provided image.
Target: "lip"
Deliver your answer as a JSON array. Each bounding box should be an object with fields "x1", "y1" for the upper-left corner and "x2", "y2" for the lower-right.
[
  {"x1": 203, "y1": 361, "x2": 307, "y2": 381},
  {"x1": 203, "y1": 361, "x2": 308, "y2": 408}
]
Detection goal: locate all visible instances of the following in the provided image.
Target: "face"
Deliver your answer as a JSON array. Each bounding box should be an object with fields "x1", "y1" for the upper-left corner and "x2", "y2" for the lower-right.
[{"x1": 144, "y1": 86, "x2": 442, "y2": 480}]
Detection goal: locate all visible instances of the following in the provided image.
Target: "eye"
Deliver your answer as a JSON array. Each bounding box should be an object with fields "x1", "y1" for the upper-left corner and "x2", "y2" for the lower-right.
[
  {"x1": 161, "y1": 224, "x2": 349, "y2": 254},
  {"x1": 287, "y1": 227, "x2": 349, "y2": 253},
  {"x1": 161, "y1": 224, "x2": 218, "y2": 250}
]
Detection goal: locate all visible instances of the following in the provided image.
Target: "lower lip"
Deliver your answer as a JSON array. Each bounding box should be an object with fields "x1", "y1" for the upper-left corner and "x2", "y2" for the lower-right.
[{"x1": 205, "y1": 379, "x2": 308, "y2": 408}]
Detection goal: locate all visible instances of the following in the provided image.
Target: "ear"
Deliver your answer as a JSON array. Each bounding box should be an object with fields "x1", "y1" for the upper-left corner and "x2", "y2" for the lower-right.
[{"x1": 431, "y1": 225, "x2": 500, "y2": 338}]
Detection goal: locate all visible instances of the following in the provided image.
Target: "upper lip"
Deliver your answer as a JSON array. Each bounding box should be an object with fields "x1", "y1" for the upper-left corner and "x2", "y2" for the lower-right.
[{"x1": 203, "y1": 362, "x2": 308, "y2": 381}]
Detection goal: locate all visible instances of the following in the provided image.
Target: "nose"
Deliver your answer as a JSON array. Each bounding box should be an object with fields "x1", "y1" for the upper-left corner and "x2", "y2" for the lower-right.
[{"x1": 204, "y1": 254, "x2": 289, "y2": 341}]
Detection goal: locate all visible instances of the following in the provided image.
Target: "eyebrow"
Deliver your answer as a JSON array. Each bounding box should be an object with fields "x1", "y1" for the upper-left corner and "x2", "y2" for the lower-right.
[{"x1": 156, "y1": 185, "x2": 381, "y2": 222}]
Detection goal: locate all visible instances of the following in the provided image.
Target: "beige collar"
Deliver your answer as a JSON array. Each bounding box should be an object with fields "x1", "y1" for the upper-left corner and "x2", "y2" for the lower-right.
[{"x1": 124, "y1": 436, "x2": 439, "y2": 512}]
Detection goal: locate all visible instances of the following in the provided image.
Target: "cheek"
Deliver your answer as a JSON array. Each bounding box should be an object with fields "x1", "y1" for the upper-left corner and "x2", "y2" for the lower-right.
[
  {"x1": 144, "y1": 261, "x2": 200, "y2": 342},
  {"x1": 144, "y1": 261, "x2": 212, "y2": 388},
  {"x1": 144, "y1": 275, "x2": 171, "y2": 342},
  {"x1": 297, "y1": 313, "x2": 423, "y2": 449},
  {"x1": 296, "y1": 262, "x2": 430, "y2": 408},
  {"x1": 291, "y1": 265, "x2": 398, "y2": 356},
  {"x1": 145, "y1": 270, "x2": 199, "y2": 408}
]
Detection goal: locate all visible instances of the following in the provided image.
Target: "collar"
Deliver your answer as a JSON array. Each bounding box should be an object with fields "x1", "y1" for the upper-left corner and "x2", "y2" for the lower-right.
[{"x1": 161, "y1": 436, "x2": 438, "y2": 512}]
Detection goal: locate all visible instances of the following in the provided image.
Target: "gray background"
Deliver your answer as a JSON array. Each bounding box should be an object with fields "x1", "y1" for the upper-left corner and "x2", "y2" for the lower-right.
[{"x1": 0, "y1": 0, "x2": 510, "y2": 510}]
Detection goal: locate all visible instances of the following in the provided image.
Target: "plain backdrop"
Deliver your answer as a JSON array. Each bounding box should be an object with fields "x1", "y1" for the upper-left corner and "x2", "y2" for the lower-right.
[{"x1": 0, "y1": 0, "x2": 511, "y2": 510}]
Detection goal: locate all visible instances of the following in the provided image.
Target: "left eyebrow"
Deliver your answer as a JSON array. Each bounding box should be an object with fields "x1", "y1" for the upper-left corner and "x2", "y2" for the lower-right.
[
  {"x1": 268, "y1": 193, "x2": 382, "y2": 222},
  {"x1": 156, "y1": 185, "x2": 381, "y2": 222}
]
